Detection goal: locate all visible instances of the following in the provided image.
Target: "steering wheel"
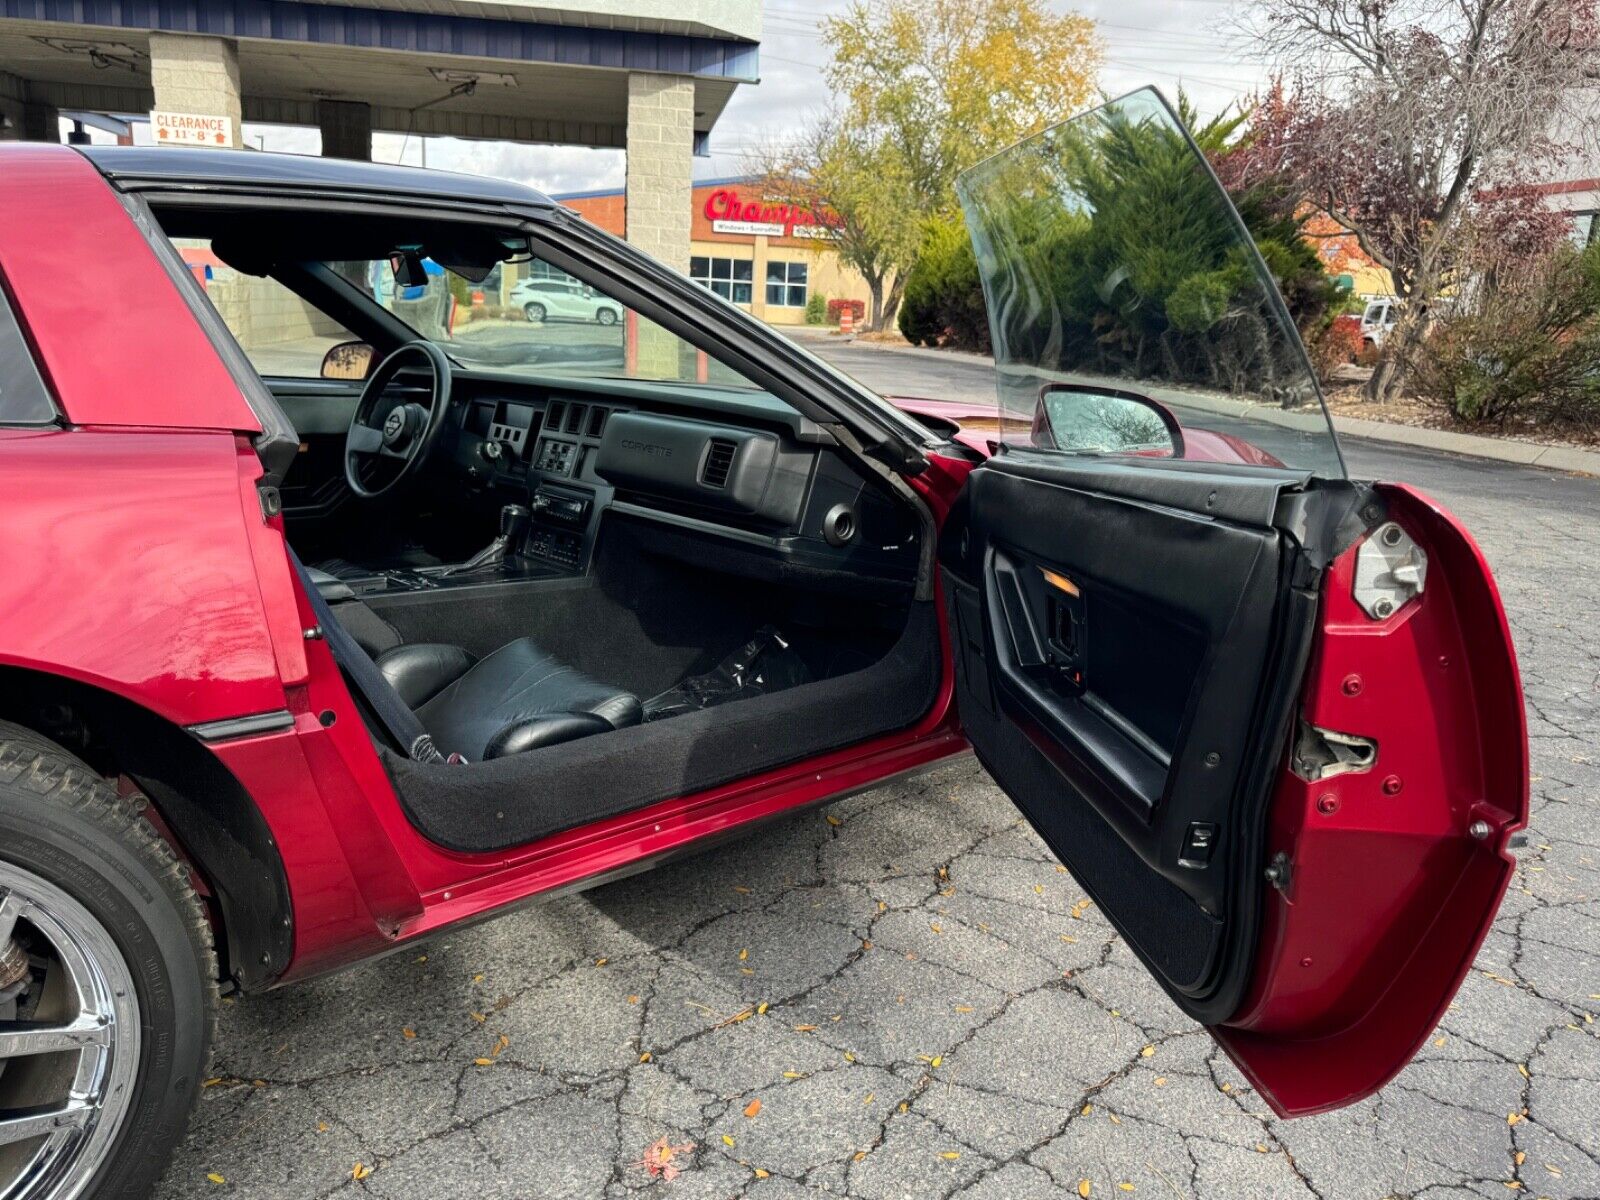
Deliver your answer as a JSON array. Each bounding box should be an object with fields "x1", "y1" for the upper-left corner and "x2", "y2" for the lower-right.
[{"x1": 344, "y1": 341, "x2": 453, "y2": 500}]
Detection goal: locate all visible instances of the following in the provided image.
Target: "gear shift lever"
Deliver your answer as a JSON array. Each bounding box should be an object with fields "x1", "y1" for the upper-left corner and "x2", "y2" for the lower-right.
[{"x1": 441, "y1": 503, "x2": 530, "y2": 576}]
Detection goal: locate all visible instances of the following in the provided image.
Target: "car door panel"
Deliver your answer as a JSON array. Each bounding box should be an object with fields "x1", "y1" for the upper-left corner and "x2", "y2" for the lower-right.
[
  {"x1": 942, "y1": 458, "x2": 1525, "y2": 1116},
  {"x1": 268, "y1": 378, "x2": 362, "y2": 520},
  {"x1": 942, "y1": 450, "x2": 1329, "y2": 1012}
]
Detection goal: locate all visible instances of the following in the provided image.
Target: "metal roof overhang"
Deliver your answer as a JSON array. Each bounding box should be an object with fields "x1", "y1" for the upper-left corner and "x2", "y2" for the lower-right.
[{"x1": 0, "y1": 0, "x2": 756, "y2": 148}]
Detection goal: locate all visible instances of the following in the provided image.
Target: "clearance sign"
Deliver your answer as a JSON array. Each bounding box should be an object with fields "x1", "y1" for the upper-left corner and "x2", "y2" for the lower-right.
[
  {"x1": 150, "y1": 110, "x2": 234, "y2": 147},
  {"x1": 703, "y1": 189, "x2": 839, "y2": 240}
]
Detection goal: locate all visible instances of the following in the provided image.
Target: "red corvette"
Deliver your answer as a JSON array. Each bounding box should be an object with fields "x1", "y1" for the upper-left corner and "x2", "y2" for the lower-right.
[{"x1": 0, "y1": 90, "x2": 1523, "y2": 1200}]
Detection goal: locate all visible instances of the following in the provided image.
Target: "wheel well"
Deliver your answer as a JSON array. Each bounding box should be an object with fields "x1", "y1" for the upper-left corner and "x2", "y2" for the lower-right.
[{"x1": 0, "y1": 667, "x2": 294, "y2": 991}]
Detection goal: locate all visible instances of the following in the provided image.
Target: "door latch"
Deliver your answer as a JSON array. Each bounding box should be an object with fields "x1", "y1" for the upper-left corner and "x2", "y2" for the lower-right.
[
  {"x1": 1291, "y1": 721, "x2": 1377, "y2": 782},
  {"x1": 1353, "y1": 522, "x2": 1426, "y2": 619}
]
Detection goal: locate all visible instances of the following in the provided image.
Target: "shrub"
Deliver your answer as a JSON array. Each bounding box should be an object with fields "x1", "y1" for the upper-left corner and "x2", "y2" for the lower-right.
[
  {"x1": 897, "y1": 215, "x2": 990, "y2": 352},
  {"x1": 1304, "y1": 314, "x2": 1363, "y2": 384},
  {"x1": 1412, "y1": 242, "x2": 1600, "y2": 429},
  {"x1": 826, "y1": 298, "x2": 866, "y2": 326},
  {"x1": 805, "y1": 292, "x2": 828, "y2": 325}
]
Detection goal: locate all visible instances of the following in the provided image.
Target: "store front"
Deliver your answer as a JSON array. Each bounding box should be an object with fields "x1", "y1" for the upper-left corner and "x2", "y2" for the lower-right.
[{"x1": 558, "y1": 177, "x2": 869, "y2": 325}]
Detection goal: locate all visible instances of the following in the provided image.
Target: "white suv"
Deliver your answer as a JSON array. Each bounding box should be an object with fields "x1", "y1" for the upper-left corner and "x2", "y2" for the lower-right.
[{"x1": 510, "y1": 277, "x2": 624, "y2": 325}]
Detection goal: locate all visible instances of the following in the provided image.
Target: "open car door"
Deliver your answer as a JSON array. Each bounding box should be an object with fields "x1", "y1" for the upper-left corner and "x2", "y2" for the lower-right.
[{"x1": 939, "y1": 90, "x2": 1527, "y2": 1117}]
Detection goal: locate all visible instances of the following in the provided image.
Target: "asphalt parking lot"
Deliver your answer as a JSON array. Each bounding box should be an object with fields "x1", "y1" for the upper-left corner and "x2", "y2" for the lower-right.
[{"x1": 156, "y1": 340, "x2": 1600, "y2": 1200}]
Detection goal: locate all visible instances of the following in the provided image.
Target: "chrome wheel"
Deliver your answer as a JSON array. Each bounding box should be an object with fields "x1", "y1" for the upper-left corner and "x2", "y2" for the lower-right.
[{"x1": 0, "y1": 863, "x2": 139, "y2": 1200}]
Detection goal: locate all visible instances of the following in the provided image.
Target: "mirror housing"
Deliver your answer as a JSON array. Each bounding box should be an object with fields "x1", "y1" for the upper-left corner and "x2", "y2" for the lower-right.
[
  {"x1": 389, "y1": 251, "x2": 430, "y2": 290},
  {"x1": 1034, "y1": 383, "x2": 1184, "y2": 458},
  {"x1": 322, "y1": 341, "x2": 376, "y2": 381}
]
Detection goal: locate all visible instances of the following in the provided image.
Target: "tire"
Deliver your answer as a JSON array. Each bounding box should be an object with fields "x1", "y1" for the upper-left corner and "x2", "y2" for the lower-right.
[
  {"x1": 596, "y1": 308, "x2": 618, "y2": 326},
  {"x1": 0, "y1": 721, "x2": 217, "y2": 1200},
  {"x1": 523, "y1": 302, "x2": 546, "y2": 323}
]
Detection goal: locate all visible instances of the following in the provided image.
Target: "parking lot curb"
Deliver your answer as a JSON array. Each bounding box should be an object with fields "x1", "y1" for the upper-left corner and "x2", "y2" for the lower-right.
[{"x1": 805, "y1": 332, "x2": 1600, "y2": 477}]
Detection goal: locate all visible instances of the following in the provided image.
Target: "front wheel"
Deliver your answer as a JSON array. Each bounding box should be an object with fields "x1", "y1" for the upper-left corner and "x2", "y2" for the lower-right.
[
  {"x1": 523, "y1": 302, "x2": 546, "y2": 323},
  {"x1": 595, "y1": 308, "x2": 619, "y2": 326},
  {"x1": 0, "y1": 723, "x2": 216, "y2": 1200}
]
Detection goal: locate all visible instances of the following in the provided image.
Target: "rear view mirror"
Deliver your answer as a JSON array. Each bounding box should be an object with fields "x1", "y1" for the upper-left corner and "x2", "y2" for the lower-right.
[
  {"x1": 1036, "y1": 383, "x2": 1183, "y2": 457},
  {"x1": 322, "y1": 341, "x2": 376, "y2": 381},
  {"x1": 389, "y1": 251, "x2": 430, "y2": 290}
]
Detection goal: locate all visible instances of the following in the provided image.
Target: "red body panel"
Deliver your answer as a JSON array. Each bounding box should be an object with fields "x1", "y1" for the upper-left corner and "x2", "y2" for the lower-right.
[
  {"x1": 1213, "y1": 484, "x2": 1527, "y2": 1116},
  {"x1": 0, "y1": 146, "x2": 260, "y2": 434}
]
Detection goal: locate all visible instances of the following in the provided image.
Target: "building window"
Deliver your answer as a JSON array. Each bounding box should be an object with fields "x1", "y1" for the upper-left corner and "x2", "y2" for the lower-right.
[
  {"x1": 1570, "y1": 212, "x2": 1596, "y2": 248},
  {"x1": 690, "y1": 256, "x2": 754, "y2": 304},
  {"x1": 766, "y1": 260, "x2": 808, "y2": 307}
]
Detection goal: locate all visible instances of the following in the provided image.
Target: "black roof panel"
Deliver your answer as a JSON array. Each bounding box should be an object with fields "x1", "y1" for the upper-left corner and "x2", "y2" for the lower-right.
[{"x1": 77, "y1": 146, "x2": 554, "y2": 208}]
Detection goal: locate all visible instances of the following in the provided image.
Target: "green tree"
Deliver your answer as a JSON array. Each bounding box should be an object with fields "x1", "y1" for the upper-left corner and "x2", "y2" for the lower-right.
[{"x1": 762, "y1": 0, "x2": 1101, "y2": 332}]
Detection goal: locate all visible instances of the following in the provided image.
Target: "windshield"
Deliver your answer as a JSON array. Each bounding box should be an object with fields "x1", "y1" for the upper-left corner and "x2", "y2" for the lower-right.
[
  {"x1": 955, "y1": 88, "x2": 1346, "y2": 477},
  {"x1": 339, "y1": 257, "x2": 757, "y2": 388}
]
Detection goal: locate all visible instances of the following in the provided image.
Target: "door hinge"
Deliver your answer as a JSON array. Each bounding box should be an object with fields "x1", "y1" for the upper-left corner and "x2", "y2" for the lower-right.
[
  {"x1": 1353, "y1": 521, "x2": 1426, "y2": 620},
  {"x1": 1291, "y1": 721, "x2": 1377, "y2": 782},
  {"x1": 1264, "y1": 851, "x2": 1292, "y2": 891},
  {"x1": 257, "y1": 484, "x2": 283, "y2": 521}
]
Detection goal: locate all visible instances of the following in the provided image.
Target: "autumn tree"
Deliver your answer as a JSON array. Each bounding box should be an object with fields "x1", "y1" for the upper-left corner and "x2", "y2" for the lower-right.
[
  {"x1": 758, "y1": 0, "x2": 1101, "y2": 331},
  {"x1": 1241, "y1": 0, "x2": 1597, "y2": 402}
]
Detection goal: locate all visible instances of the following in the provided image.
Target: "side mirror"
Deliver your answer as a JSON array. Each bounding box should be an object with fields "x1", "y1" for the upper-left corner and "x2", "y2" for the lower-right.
[
  {"x1": 322, "y1": 341, "x2": 376, "y2": 381},
  {"x1": 1035, "y1": 383, "x2": 1184, "y2": 458}
]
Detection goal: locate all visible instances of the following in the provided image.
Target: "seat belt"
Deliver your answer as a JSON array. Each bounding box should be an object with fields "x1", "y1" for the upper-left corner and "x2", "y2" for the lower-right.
[{"x1": 287, "y1": 549, "x2": 446, "y2": 764}]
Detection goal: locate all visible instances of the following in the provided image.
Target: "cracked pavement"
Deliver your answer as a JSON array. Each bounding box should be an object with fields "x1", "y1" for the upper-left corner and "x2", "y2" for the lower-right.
[{"x1": 155, "y1": 344, "x2": 1600, "y2": 1200}]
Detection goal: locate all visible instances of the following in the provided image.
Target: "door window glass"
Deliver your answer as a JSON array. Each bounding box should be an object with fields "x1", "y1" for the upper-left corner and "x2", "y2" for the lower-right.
[{"x1": 956, "y1": 88, "x2": 1347, "y2": 477}]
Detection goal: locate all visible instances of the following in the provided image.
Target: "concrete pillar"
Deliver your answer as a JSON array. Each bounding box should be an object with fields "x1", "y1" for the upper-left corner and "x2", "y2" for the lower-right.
[
  {"x1": 625, "y1": 73, "x2": 695, "y2": 272},
  {"x1": 148, "y1": 33, "x2": 243, "y2": 148},
  {"x1": 625, "y1": 72, "x2": 695, "y2": 378},
  {"x1": 318, "y1": 100, "x2": 371, "y2": 160}
]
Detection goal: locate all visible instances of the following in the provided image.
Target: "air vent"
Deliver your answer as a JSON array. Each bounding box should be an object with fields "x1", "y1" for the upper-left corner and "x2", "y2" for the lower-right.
[
  {"x1": 565, "y1": 403, "x2": 586, "y2": 435},
  {"x1": 586, "y1": 406, "x2": 608, "y2": 438},
  {"x1": 547, "y1": 401, "x2": 565, "y2": 429},
  {"x1": 701, "y1": 438, "x2": 736, "y2": 488}
]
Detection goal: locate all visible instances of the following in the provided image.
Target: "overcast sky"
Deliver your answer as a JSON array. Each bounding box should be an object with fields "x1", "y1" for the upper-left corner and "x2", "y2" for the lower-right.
[{"x1": 137, "y1": 1, "x2": 1268, "y2": 197}]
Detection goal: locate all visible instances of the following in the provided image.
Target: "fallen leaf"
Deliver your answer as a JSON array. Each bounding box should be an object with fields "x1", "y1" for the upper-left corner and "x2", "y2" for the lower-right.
[
  {"x1": 825, "y1": 814, "x2": 843, "y2": 826},
  {"x1": 1507, "y1": 1112, "x2": 1522, "y2": 1126},
  {"x1": 1119, "y1": 1185, "x2": 1135, "y2": 1193},
  {"x1": 931, "y1": 1056, "x2": 943, "y2": 1068},
  {"x1": 739, "y1": 948, "x2": 749, "y2": 961},
  {"x1": 863, "y1": 1092, "x2": 875, "y2": 1105},
  {"x1": 1434, "y1": 1037, "x2": 1447, "y2": 1047},
  {"x1": 474, "y1": 1057, "x2": 493, "y2": 1066},
  {"x1": 783, "y1": 1071, "x2": 805, "y2": 1079},
  {"x1": 1517, "y1": 1063, "x2": 1530, "y2": 1078},
  {"x1": 1140, "y1": 1045, "x2": 1156, "y2": 1058},
  {"x1": 203, "y1": 1077, "x2": 224, "y2": 1088},
  {"x1": 794, "y1": 1024, "x2": 818, "y2": 1033},
  {"x1": 401, "y1": 1027, "x2": 416, "y2": 1040},
  {"x1": 1081, "y1": 1104, "x2": 1094, "y2": 1115},
  {"x1": 844, "y1": 1051, "x2": 856, "y2": 1063},
  {"x1": 940, "y1": 1151, "x2": 961, "y2": 1160},
  {"x1": 626, "y1": 995, "x2": 640, "y2": 1005},
  {"x1": 493, "y1": 1034, "x2": 509, "y2": 1056},
  {"x1": 854, "y1": 1150, "x2": 867, "y2": 1162},
  {"x1": 415, "y1": 955, "x2": 426, "y2": 963},
  {"x1": 317, "y1": 1121, "x2": 329, "y2": 1133},
  {"x1": 1255, "y1": 1144, "x2": 1269, "y2": 1153},
  {"x1": 744, "y1": 1099, "x2": 762, "y2": 1119},
  {"x1": 954, "y1": 1005, "x2": 974, "y2": 1014},
  {"x1": 594, "y1": 957, "x2": 608, "y2": 967},
  {"x1": 472, "y1": 973, "x2": 484, "y2": 984},
  {"x1": 352, "y1": 1163, "x2": 371, "y2": 1181},
  {"x1": 1061, "y1": 935, "x2": 1078, "y2": 944},
  {"x1": 1154, "y1": 1077, "x2": 1168, "y2": 1087},
  {"x1": 206, "y1": 1174, "x2": 225, "y2": 1185},
  {"x1": 639, "y1": 1051, "x2": 652, "y2": 1063},
  {"x1": 1034, "y1": 885, "x2": 1045, "y2": 895},
  {"x1": 469, "y1": 1012, "x2": 486, "y2": 1023},
  {"x1": 1515, "y1": 1151, "x2": 1526, "y2": 1166},
  {"x1": 930, "y1": 922, "x2": 943, "y2": 934},
  {"x1": 734, "y1": 885, "x2": 752, "y2": 894},
  {"x1": 757, "y1": 1002, "x2": 769, "y2": 1015},
  {"x1": 754, "y1": 1168, "x2": 770, "y2": 1178},
  {"x1": 1078, "y1": 1181, "x2": 1092, "y2": 1198},
  {"x1": 722, "y1": 1134, "x2": 736, "y2": 1148},
  {"x1": 637, "y1": 1137, "x2": 695, "y2": 1182}
]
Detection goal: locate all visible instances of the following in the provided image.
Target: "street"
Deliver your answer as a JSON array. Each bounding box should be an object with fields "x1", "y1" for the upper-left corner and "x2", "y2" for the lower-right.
[{"x1": 156, "y1": 340, "x2": 1600, "y2": 1200}]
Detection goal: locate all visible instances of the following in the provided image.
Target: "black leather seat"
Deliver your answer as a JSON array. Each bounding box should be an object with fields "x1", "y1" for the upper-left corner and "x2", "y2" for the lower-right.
[{"x1": 375, "y1": 639, "x2": 642, "y2": 760}]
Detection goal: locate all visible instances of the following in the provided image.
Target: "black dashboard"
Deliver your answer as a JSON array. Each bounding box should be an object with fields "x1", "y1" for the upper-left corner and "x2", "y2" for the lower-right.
[{"x1": 443, "y1": 370, "x2": 920, "y2": 588}]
